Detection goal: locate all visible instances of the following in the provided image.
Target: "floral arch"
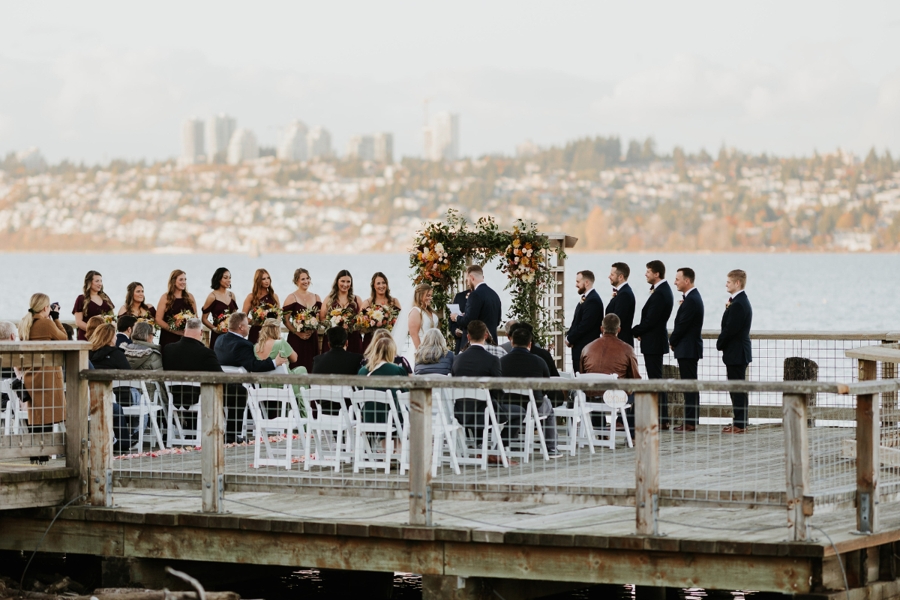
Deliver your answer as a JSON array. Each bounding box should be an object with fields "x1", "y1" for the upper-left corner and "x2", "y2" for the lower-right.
[{"x1": 410, "y1": 210, "x2": 572, "y2": 355}]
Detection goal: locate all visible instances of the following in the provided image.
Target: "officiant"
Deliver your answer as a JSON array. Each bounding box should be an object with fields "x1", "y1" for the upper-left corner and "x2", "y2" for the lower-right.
[{"x1": 449, "y1": 265, "x2": 502, "y2": 346}]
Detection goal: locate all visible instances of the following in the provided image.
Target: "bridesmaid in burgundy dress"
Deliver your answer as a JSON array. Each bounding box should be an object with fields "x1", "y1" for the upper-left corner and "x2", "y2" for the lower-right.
[
  {"x1": 283, "y1": 268, "x2": 322, "y2": 370},
  {"x1": 319, "y1": 269, "x2": 364, "y2": 354},
  {"x1": 242, "y1": 268, "x2": 280, "y2": 345},
  {"x1": 155, "y1": 270, "x2": 198, "y2": 349},
  {"x1": 118, "y1": 282, "x2": 157, "y2": 323},
  {"x1": 202, "y1": 267, "x2": 239, "y2": 350},
  {"x1": 73, "y1": 270, "x2": 115, "y2": 341},
  {"x1": 359, "y1": 272, "x2": 403, "y2": 353}
]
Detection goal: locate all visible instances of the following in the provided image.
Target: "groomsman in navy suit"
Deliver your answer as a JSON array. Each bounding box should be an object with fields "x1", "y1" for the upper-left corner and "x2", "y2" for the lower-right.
[
  {"x1": 450, "y1": 265, "x2": 502, "y2": 347},
  {"x1": 606, "y1": 262, "x2": 635, "y2": 347},
  {"x1": 717, "y1": 269, "x2": 753, "y2": 434},
  {"x1": 565, "y1": 270, "x2": 604, "y2": 373},
  {"x1": 631, "y1": 260, "x2": 674, "y2": 428},
  {"x1": 448, "y1": 288, "x2": 470, "y2": 353},
  {"x1": 670, "y1": 268, "x2": 704, "y2": 432}
]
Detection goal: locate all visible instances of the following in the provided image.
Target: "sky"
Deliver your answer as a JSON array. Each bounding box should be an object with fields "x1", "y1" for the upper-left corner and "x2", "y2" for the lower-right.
[{"x1": 1, "y1": 0, "x2": 899, "y2": 164}]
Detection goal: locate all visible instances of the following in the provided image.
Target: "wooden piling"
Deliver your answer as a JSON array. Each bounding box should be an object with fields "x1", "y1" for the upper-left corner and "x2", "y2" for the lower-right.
[
  {"x1": 857, "y1": 359, "x2": 879, "y2": 533},
  {"x1": 408, "y1": 388, "x2": 433, "y2": 526},
  {"x1": 87, "y1": 380, "x2": 114, "y2": 507},
  {"x1": 783, "y1": 392, "x2": 810, "y2": 541},
  {"x1": 635, "y1": 392, "x2": 659, "y2": 535},
  {"x1": 201, "y1": 383, "x2": 225, "y2": 513}
]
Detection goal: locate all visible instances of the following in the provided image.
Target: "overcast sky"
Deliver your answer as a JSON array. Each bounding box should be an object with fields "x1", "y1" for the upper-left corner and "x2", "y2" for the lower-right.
[{"x1": 2, "y1": 0, "x2": 899, "y2": 164}]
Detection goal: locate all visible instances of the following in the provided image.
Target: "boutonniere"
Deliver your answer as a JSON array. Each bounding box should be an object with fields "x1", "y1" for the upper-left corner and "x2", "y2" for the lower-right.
[
  {"x1": 611, "y1": 290, "x2": 617, "y2": 297},
  {"x1": 579, "y1": 295, "x2": 586, "y2": 304},
  {"x1": 649, "y1": 288, "x2": 655, "y2": 295},
  {"x1": 725, "y1": 300, "x2": 732, "y2": 309},
  {"x1": 678, "y1": 299, "x2": 684, "y2": 305}
]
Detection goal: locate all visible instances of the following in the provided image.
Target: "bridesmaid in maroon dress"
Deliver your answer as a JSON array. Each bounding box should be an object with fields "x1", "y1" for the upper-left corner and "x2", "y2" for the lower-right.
[
  {"x1": 359, "y1": 272, "x2": 403, "y2": 353},
  {"x1": 118, "y1": 282, "x2": 157, "y2": 323},
  {"x1": 202, "y1": 267, "x2": 239, "y2": 350},
  {"x1": 242, "y1": 268, "x2": 280, "y2": 345},
  {"x1": 155, "y1": 270, "x2": 198, "y2": 349},
  {"x1": 73, "y1": 270, "x2": 115, "y2": 341},
  {"x1": 283, "y1": 268, "x2": 322, "y2": 370},
  {"x1": 319, "y1": 269, "x2": 364, "y2": 354}
]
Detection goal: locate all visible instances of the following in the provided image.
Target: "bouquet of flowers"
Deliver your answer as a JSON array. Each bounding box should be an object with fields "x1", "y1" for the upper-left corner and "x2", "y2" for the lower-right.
[
  {"x1": 411, "y1": 231, "x2": 452, "y2": 285},
  {"x1": 166, "y1": 310, "x2": 196, "y2": 332},
  {"x1": 327, "y1": 307, "x2": 356, "y2": 329},
  {"x1": 363, "y1": 304, "x2": 400, "y2": 332},
  {"x1": 290, "y1": 307, "x2": 319, "y2": 333},
  {"x1": 100, "y1": 310, "x2": 117, "y2": 325},
  {"x1": 249, "y1": 302, "x2": 282, "y2": 327},
  {"x1": 212, "y1": 310, "x2": 232, "y2": 334},
  {"x1": 502, "y1": 227, "x2": 542, "y2": 284}
]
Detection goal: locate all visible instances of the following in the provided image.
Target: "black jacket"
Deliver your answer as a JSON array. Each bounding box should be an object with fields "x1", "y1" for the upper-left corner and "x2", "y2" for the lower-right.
[
  {"x1": 451, "y1": 345, "x2": 501, "y2": 378},
  {"x1": 606, "y1": 283, "x2": 636, "y2": 347},
  {"x1": 455, "y1": 284, "x2": 502, "y2": 346},
  {"x1": 500, "y1": 347, "x2": 550, "y2": 407},
  {"x1": 566, "y1": 289, "x2": 603, "y2": 349},
  {"x1": 214, "y1": 332, "x2": 275, "y2": 372},
  {"x1": 162, "y1": 337, "x2": 223, "y2": 372},
  {"x1": 312, "y1": 347, "x2": 364, "y2": 375},
  {"x1": 89, "y1": 345, "x2": 132, "y2": 370},
  {"x1": 717, "y1": 292, "x2": 753, "y2": 365},
  {"x1": 631, "y1": 281, "x2": 674, "y2": 355},
  {"x1": 669, "y1": 289, "x2": 705, "y2": 360},
  {"x1": 448, "y1": 290, "x2": 470, "y2": 353}
]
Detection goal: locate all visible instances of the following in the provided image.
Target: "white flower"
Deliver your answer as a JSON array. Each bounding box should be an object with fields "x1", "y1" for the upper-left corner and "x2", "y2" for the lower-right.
[
  {"x1": 330, "y1": 316, "x2": 341, "y2": 327},
  {"x1": 372, "y1": 310, "x2": 385, "y2": 321},
  {"x1": 435, "y1": 243, "x2": 445, "y2": 253}
]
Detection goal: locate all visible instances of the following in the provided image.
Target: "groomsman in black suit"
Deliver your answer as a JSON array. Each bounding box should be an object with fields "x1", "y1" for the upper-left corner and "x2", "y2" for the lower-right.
[
  {"x1": 450, "y1": 265, "x2": 502, "y2": 347},
  {"x1": 606, "y1": 262, "x2": 635, "y2": 347},
  {"x1": 565, "y1": 270, "x2": 604, "y2": 373},
  {"x1": 717, "y1": 269, "x2": 753, "y2": 434},
  {"x1": 670, "y1": 268, "x2": 704, "y2": 432},
  {"x1": 631, "y1": 260, "x2": 674, "y2": 428},
  {"x1": 448, "y1": 288, "x2": 470, "y2": 353}
]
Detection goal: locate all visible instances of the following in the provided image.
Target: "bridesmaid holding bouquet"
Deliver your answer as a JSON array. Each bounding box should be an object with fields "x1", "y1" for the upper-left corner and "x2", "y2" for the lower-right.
[
  {"x1": 202, "y1": 267, "x2": 239, "y2": 350},
  {"x1": 155, "y1": 270, "x2": 198, "y2": 348},
  {"x1": 283, "y1": 268, "x2": 322, "y2": 371},
  {"x1": 319, "y1": 269, "x2": 364, "y2": 354},
  {"x1": 242, "y1": 268, "x2": 280, "y2": 344},
  {"x1": 73, "y1": 270, "x2": 115, "y2": 341},
  {"x1": 359, "y1": 272, "x2": 402, "y2": 353}
]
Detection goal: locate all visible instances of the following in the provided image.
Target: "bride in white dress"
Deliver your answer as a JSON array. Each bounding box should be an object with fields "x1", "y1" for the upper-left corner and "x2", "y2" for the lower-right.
[{"x1": 393, "y1": 283, "x2": 437, "y2": 366}]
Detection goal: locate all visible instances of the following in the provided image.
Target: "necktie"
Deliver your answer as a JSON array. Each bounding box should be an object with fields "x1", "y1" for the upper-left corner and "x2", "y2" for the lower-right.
[
  {"x1": 729, "y1": 296, "x2": 733, "y2": 302},
  {"x1": 650, "y1": 285, "x2": 655, "y2": 292},
  {"x1": 682, "y1": 294, "x2": 686, "y2": 300}
]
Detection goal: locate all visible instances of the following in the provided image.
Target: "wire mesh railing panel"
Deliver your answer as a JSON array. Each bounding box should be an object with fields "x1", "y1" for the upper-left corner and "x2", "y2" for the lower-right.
[{"x1": 0, "y1": 349, "x2": 67, "y2": 461}]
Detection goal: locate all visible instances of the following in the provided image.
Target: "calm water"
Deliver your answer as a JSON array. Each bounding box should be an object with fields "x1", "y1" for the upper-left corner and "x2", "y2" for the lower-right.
[{"x1": 1, "y1": 251, "x2": 898, "y2": 331}]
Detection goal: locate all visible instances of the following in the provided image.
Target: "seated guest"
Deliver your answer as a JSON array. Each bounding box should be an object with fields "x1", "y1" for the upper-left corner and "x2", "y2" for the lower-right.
[
  {"x1": 357, "y1": 335, "x2": 408, "y2": 424},
  {"x1": 508, "y1": 322, "x2": 564, "y2": 405},
  {"x1": 414, "y1": 329, "x2": 454, "y2": 375},
  {"x1": 123, "y1": 321, "x2": 163, "y2": 401},
  {"x1": 500, "y1": 319, "x2": 517, "y2": 353},
  {"x1": 0, "y1": 321, "x2": 17, "y2": 411},
  {"x1": 499, "y1": 323, "x2": 560, "y2": 458},
  {"x1": 484, "y1": 334, "x2": 507, "y2": 359},
  {"x1": 85, "y1": 315, "x2": 106, "y2": 342},
  {"x1": 451, "y1": 320, "x2": 524, "y2": 464},
  {"x1": 312, "y1": 327, "x2": 364, "y2": 375},
  {"x1": 255, "y1": 318, "x2": 308, "y2": 414},
  {"x1": 162, "y1": 318, "x2": 223, "y2": 437},
  {"x1": 365, "y1": 328, "x2": 413, "y2": 373},
  {"x1": 88, "y1": 323, "x2": 135, "y2": 450},
  {"x1": 215, "y1": 312, "x2": 288, "y2": 372},
  {"x1": 116, "y1": 315, "x2": 137, "y2": 348},
  {"x1": 581, "y1": 313, "x2": 641, "y2": 434},
  {"x1": 62, "y1": 322, "x2": 75, "y2": 340}
]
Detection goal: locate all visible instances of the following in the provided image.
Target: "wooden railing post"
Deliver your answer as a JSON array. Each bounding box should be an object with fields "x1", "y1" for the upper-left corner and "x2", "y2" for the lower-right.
[
  {"x1": 635, "y1": 391, "x2": 659, "y2": 535},
  {"x1": 87, "y1": 380, "x2": 114, "y2": 507},
  {"x1": 857, "y1": 359, "x2": 879, "y2": 533},
  {"x1": 408, "y1": 387, "x2": 433, "y2": 526},
  {"x1": 65, "y1": 348, "x2": 90, "y2": 503},
  {"x1": 783, "y1": 393, "x2": 810, "y2": 541},
  {"x1": 201, "y1": 383, "x2": 225, "y2": 513}
]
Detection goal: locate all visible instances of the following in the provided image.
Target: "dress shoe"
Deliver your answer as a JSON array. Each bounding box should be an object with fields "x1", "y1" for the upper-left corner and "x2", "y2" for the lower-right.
[
  {"x1": 722, "y1": 425, "x2": 746, "y2": 434},
  {"x1": 486, "y1": 454, "x2": 518, "y2": 466},
  {"x1": 673, "y1": 424, "x2": 696, "y2": 433}
]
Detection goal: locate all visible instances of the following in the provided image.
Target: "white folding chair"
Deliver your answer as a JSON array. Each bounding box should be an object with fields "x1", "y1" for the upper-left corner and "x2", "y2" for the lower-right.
[
  {"x1": 551, "y1": 376, "x2": 581, "y2": 456},
  {"x1": 304, "y1": 385, "x2": 354, "y2": 471},
  {"x1": 349, "y1": 389, "x2": 400, "y2": 474},
  {"x1": 116, "y1": 380, "x2": 165, "y2": 451},
  {"x1": 575, "y1": 373, "x2": 633, "y2": 450},
  {"x1": 164, "y1": 381, "x2": 201, "y2": 447},
  {"x1": 247, "y1": 386, "x2": 305, "y2": 470},
  {"x1": 2, "y1": 382, "x2": 31, "y2": 436},
  {"x1": 502, "y1": 388, "x2": 549, "y2": 462},
  {"x1": 443, "y1": 388, "x2": 509, "y2": 469}
]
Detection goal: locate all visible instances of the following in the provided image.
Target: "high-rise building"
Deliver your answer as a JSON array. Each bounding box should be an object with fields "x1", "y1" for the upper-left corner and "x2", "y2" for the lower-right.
[
  {"x1": 226, "y1": 129, "x2": 259, "y2": 165},
  {"x1": 346, "y1": 135, "x2": 375, "y2": 161},
  {"x1": 277, "y1": 120, "x2": 309, "y2": 162},
  {"x1": 180, "y1": 118, "x2": 205, "y2": 165},
  {"x1": 206, "y1": 113, "x2": 237, "y2": 164},
  {"x1": 373, "y1": 132, "x2": 393, "y2": 163},
  {"x1": 424, "y1": 111, "x2": 459, "y2": 161},
  {"x1": 307, "y1": 126, "x2": 332, "y2": 159}
]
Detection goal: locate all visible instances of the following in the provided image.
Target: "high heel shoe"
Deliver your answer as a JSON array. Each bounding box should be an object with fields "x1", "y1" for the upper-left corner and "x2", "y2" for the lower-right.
[{"x1": 29, "y1": 456, "x2": 50, "y2": 465}]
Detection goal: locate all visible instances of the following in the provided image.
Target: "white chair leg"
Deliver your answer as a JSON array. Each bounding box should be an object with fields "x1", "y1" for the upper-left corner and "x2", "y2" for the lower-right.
[{"x1": 621, "y1": 406, "x2": 634, "y2": 448}]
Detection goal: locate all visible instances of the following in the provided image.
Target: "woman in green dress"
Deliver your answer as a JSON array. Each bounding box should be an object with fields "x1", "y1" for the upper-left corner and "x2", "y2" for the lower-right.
[
  {"x1": 357, "y1": 334, "x2": 408, "y2": 424},
  {"x1": 254, "y1": 319, "x2": 307, "y2": 415}
]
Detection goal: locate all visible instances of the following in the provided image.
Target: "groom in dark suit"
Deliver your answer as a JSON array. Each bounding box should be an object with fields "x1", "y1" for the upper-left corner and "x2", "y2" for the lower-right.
[
  {"x1": 450, "y1": 264, "x2": 502, "y2": 347},
  {"x1": 606, "y1": 262, "x2": 636, "y2": 347},
  {"x1": 669, "y1": 268, "x2": 704, "y2": 432},
  {"x1": 448, "y1": 289, "x2": 470, "y2": 353},
  {"x1": 717, "y1": 269, "x2": 753, "y2": 434},
  {"x1": 566, "y1": 270, "x2": 603, "y2": 373},
  {"x1": 631, "y1": 260, "x2": 674, "y2": 428}
]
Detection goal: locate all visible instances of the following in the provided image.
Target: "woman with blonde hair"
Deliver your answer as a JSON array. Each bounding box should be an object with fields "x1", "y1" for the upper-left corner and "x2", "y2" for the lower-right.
[
  {"x1": 414, "y1": 329, "x2": 454, "y2": 375},
  {"x1": 88, "y1": 323, "x2": 131, "y2": 370},
  {"x1": 155, "y1": 270, "x2": 198, "y2": 349},
  {"x1": 73, "y1": 270, "x2": 115, "y2": 341},
  {"x1": 20, "y1": 293, "x2": 67, "y2": 342},
  {"x1": 243, "y1": 268, "x2": 280, "y2": 345},
  {"x1": 407, "y1": 283, "x2": 436, "y2": 350},
  {"x1": 357, "y1": 335, "x2": 407, "y2": 424},
  {"x1": 253, "y1": 318, "x2": 307, "y2": 414}
]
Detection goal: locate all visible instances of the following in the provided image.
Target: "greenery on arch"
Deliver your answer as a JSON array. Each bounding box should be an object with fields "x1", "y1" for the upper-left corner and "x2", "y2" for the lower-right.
[{"x1": 409, "y1": 209, "x2": 565, "y2": 346}]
